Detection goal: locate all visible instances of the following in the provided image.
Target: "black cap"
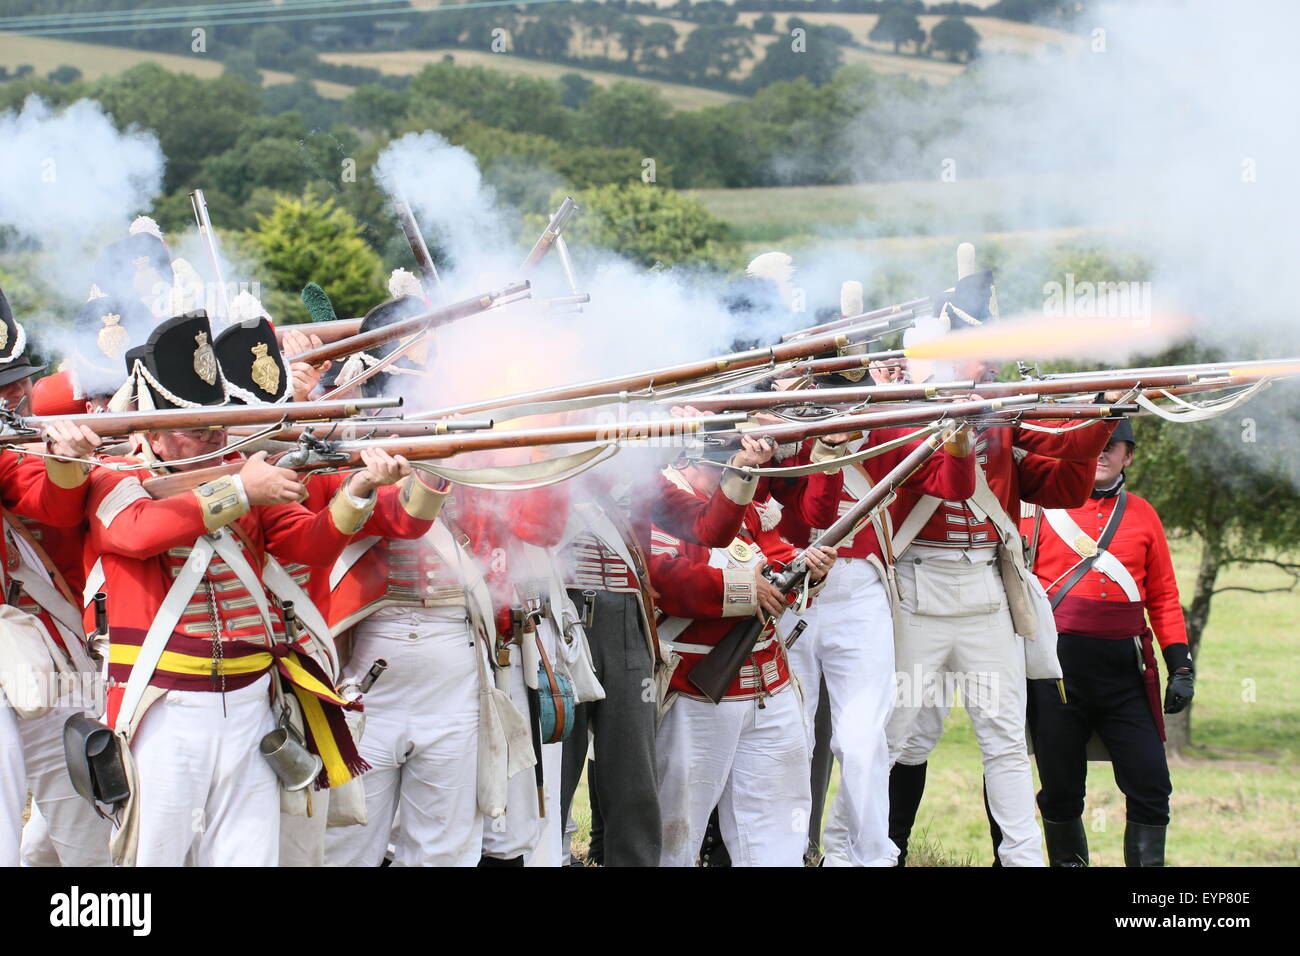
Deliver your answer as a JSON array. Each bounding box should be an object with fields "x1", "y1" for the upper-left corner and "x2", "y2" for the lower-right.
[
  {"x1": 215, "y1": 318, "x2": 289, "y2": 404},
  {"x1": 70, "y1": 293, "x2": 153, "y2": 398},
  {"x1": 1111, "y1": 417, "x2": 1136, "y2": 446},
  {"x1": 0, "y1": 285, "x2": 45, "y2": 388},
  {"x1": 932, "y1": 269, "x2": 997, "y2": 328},
  {"x1": 348, "y1": 295, "x2": 430, "y2": 399},
  {"x1": 124, "y1": 311, "x2": 227, "y2": 410}
]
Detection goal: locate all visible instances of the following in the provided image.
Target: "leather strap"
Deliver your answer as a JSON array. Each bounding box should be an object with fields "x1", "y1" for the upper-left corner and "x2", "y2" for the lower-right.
[{"x1": 1049, "y1": 491, "x2": 1128, "y2": 609}]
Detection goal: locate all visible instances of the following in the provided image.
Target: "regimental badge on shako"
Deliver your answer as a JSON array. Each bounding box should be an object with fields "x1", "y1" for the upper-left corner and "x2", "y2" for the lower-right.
[
  {"x1": 193, "y1": 331, "x2": 218, "y2": 385},
  {"x1": 250, "y1": 342, "x2": 280, "y2": 395},
  {"x1": 97, "y1": 313, "x2": 128, "y2": 359},
  {"x1": 1074, "y1": 534, "x2": 1099, "y2": 558}
]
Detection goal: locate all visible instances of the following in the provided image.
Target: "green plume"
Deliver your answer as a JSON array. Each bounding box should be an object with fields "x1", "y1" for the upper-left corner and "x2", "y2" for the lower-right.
[{"x1": 300, "y1": 282, "x2": 338, "y2": 323}]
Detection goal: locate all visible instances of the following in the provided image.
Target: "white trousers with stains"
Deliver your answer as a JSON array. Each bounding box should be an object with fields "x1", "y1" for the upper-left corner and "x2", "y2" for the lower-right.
[{"x1": 656, "y1": 684, "x2": 809, "y2": 867}]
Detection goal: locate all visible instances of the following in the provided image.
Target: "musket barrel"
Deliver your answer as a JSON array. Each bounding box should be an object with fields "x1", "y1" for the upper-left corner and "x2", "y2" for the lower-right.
[
  {"x1": 289, "y1": 281, "x2": 530, "y2": 366},
  {"x1": 274, "y1": 318, "x2": 364, "y2": 347},
  {"x1": 411, "y1": 317, "x2": 919, "y2": 421},
  {"x1": 521, "y1": 197, "x2": 578, "y2": 269},
  {"x1": 780, "y1": 298, "x2": 928, "y2": 342},
  {"x1": 9, "y1": 397, "x2": 400, "y2": 439}
]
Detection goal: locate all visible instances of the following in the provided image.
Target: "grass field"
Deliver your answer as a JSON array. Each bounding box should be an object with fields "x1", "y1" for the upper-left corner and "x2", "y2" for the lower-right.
[
  {"x1": 320, "y1": 48, "x2": 740, "y2": 110},
  {"x1": 569, "y1": 538, "x2": 1300, "y2": 866},
  {"x1": 0, "y1": 32, "x2": 352, "y2": 99}
]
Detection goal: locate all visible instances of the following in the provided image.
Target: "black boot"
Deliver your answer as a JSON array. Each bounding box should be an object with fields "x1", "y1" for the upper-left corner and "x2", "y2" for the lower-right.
[
  {"x1": 1124, "y1": 821, "x2": 1166, "y2": 867},
  {"x1": 478, "y1": 854, "x2": 525, "y2": 867},
  {"x1": 888, "y1": 761, "x2": 928, "y2": 866},
  {"x1": 1042, "y1": 817, "x2": 1089, "y2": 867}
]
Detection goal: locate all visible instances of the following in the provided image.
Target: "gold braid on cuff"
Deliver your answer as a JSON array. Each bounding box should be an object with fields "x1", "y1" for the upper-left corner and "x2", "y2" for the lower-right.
[{"x1": 194, "y1": 475, "x2": 250, "y2": 532}]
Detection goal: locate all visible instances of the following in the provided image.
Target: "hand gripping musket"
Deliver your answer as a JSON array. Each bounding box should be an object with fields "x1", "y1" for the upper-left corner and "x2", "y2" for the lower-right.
[
  {"x1": 393, "y1": 193, "x2": 442, "y2": 296},
  {"x1": 139, "y1": 413, "x2": 748, "y2": 498},
  {"x1": 687, "y1": 421, "x2": 967, "y2": 704},
  {"x1": 410, "y1": 313, "x2": 928, "y2": 422},
  {"x1": 0, "y1": 397, "x2": 401, "y2": 443},
  {"x1": 287, "y1": 281, "x2": 531, "y2": 367},
  {"x1": 274, "y1": 318, "x2": 364, "y2": 350},
  {"x1": 190, "y1": 189, "x2": 231, "y2": 322}
]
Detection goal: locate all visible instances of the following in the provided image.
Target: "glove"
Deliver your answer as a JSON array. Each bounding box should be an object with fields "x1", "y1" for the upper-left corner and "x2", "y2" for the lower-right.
[{"x1": 1162, "y1": 643, "x2": 1194, "y2": 714}]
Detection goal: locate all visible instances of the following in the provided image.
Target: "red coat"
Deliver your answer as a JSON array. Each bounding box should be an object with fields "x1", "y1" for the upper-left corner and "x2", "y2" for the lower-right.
[
  {"x1": 1021, "y1": 488, "x2": 1187, "y2": 650},
  {"x1": 86, "y1": 459, "x2": 368, "y2": 715},
  {"x1": 778, "y1": 430, "x2": 975, "y2": 559},
  {"x1": 293, "y1": 472, "x2": 441, "y2": 633},
  {"x1": 649, "y1": 477, "x2": 800, "y2": 702},
  {"x1": 897, "y1": 420, "x2": 1116, "y2": 546},
  {"x1": 0, "y1": 451, "x2": 90, "y2": 591}
]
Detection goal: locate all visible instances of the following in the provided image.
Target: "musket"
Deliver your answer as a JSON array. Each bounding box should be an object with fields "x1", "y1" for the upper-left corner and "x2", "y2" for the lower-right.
[
  {"x1": 410, "y1": 313, "x2": 930, "y2": 422},
  {"x1": 287, "y1": 281, "x2": 531, "y2": 367},
  {"x1": 227, "y1": 419, "x2": 495, "y2": 441},
  {"x1": 691, "y1": 395, "x2": 1042, "y2": 452},
  {"x1": 672, "y1": 373, "x2": 1205, "y2": 412},
  {"x1": 393, "y1": 194, "x2": 441, "y2": 295},
  {"x1": 189, "y1": 189, "x2": 231, "y2": 322},
  {"x1": 780, "y1": 299, "x2": 928, "y2": 342},
  {"x1": 782, "y1": 350, "x2": 907, "y2": 378},
  {"x1": 1040, "y1": 357, "x2": 1300, "y2": 381},
  {"x1": 521, "y1": 197, "x2": 578, "y2": 270},
  {"x1": 688, "y1": 421, "x2": 964, "y2": 703},
  {"x1": 140, "y1": 413, "x2": 748, "y2": 498},
  {"x1": 0, "y1": 397, "x2": 401, "y2": 442}
]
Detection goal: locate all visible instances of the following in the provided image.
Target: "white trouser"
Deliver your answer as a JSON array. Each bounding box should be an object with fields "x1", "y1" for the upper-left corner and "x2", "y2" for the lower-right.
[
  {"x1": 657, "y1": 683, "x2": 810, "y2": 867},
  {"x1": 279, "y1": 790, "x2": 330, "y2": 867},
  {"x1": 131, "y1": 673, "x2": 280, "y2": 867},
  {"x1": 18, "y1": 699, "x2": 112, "y2": 866},
  {"x1": 325, "y1": 609, "x2": 482, "y2": 867},
  {"x1": 885, "y1": 546, "x2": 1043, "y2": 867},
  {"x1": 894, "y1": 704, "x2": 949, "y2": 766},
  {"x1": 481, "y1": 620, "x2": 564, "y2": 866},
  {"x1": 785, "y1": 559, "x2": 897, "y2": 867},
  {"x1": 0, "y1": 695, "x2": 24, "y2": 866}
]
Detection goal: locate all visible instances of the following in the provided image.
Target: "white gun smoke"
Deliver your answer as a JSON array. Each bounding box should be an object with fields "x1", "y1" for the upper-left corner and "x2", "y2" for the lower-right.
[{"x1": 0, "y1": 96, "x2": 164, "y2": 326}]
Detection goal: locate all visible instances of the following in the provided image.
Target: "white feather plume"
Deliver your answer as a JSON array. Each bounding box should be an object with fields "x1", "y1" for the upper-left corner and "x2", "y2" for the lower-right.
[
  {"x1": 388, "y1": 268, "x2": 423, "y2": 299},
  {"x1": 129, "y1": 215, "x2": 163, "y2": 240},
  {"x1": 228, "y1": 289, "x2": 270, "y2": 325},
  {"x1": 840, "y1": 280, "x2": 864, "y2": 318}
]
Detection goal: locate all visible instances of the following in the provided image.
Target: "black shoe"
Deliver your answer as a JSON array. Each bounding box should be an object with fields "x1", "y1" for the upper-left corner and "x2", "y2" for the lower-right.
[
  {"x1": 478, "y1": 854, "x2": 525, "y2": 867},
  {"x1": 1123, "y1": 821, "x2": 1166, "y2": 867},
  {"x1": 888, "y1": 761, "x2": 928, "y2": 866},
  {"x1": 1042, "y1": 817, "x2": 1089, "y2": 867}
]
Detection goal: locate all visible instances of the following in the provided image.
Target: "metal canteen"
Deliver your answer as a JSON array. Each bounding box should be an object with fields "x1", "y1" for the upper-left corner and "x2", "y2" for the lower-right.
[{"x1": 259, "y1": 719, "x2": 322, "y2": 792}]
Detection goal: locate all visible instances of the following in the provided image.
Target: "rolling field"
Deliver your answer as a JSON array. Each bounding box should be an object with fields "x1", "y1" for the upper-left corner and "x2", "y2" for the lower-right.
[
  {"x1": 570, "y1": 538, "x2": 1300, "y2": 866},
  {"x1": 319, "y1": 48, "x2": 741, "y2": 110},
  {"x1": 0, "y1": 32, "x2": 352, "y2": 98}
]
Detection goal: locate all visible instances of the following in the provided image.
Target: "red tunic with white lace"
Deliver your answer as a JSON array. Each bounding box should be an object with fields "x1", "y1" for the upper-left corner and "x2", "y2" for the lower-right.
[
  {"x1": 777, "y1": 429, "x2": 975, "y2": 558},
  {"x1": 649, "y1": 482, "x2": 800, "y2": 703},
  {"x1": 85, "y1": 459, "x2": 367, "y2": 714},
  {"x1": 563, "y1": 468, "x2": 757, "y2": 594},
  {"x1": 328, "y1": 480, "x2": 568, "y2": 638},
  {"x1": 906, "y1": 420, "x2": 1117, "y2": 548}
]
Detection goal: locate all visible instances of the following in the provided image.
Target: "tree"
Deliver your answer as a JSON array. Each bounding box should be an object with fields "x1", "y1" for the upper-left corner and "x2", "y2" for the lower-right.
[
  {"x1": 1127, "y1": 349, "x2": 1300, "y2": 753},
  {"x1": 747, "y1": 31, "x2": 845, "y2": 91},
  {"x1": 869, "y1": 6, "x2": 926, "y2": 54},
  {"x1": 560, "y1": 72, "x2": 595, "y2": 109},
  {"x1": 679, "y1": 24, "x2": 754, "y2": 82},
  {"x1": 241, "y1": 192, "x2": 384, "y2": 323},
  {"x1": 560, "y1": 183, "x2": 731, "y2": 268},
  {"x1": 576, "y1": 82, "x2": 674, "y2": 154},
  {"x1": 615, "y1": 16, "x2": 646, "y2": 63},
  {"x1": 514, "y1": 17, "x2": 574, "y2": 60},
  {"x1": 930, "y1": 15, "x2": 980, "y2": 63},
  {"x1": 46, "y1": 64, "x2": 82, "y2": 85},
  {"x1": 638, "y1": 22, "x2": 679, "y2": 63},
  {"x1": 754, "y1": 13, "x2": 776, "y2": 34},
  {"x1": 342, "y1": 84, "x2": 408, "y2": 131}
]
